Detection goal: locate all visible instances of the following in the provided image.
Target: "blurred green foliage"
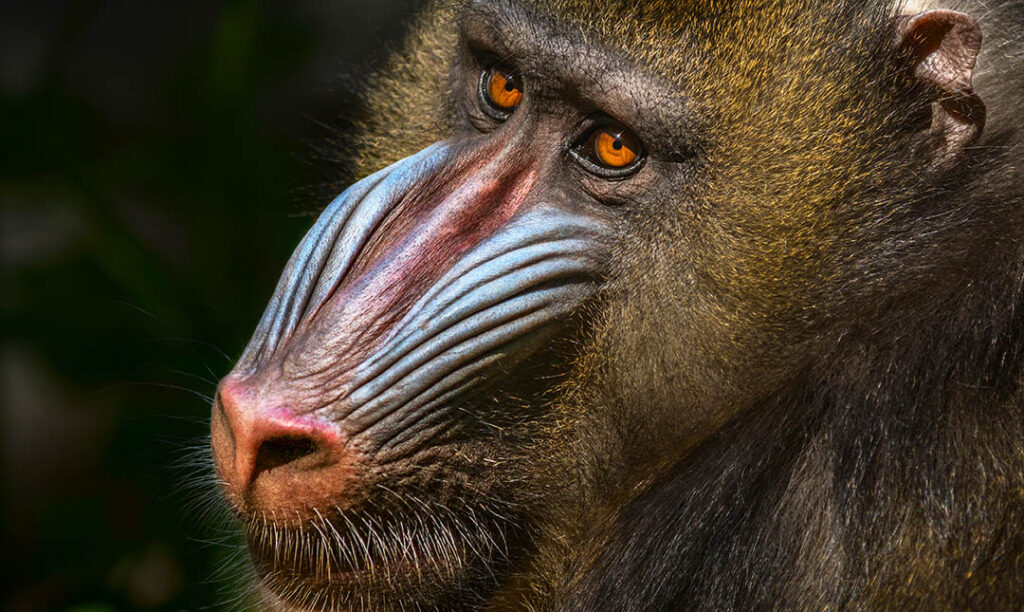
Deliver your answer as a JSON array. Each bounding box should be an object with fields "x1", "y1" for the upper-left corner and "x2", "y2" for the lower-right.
[{"x1": 2, "y1": 0, "x2": 418, "y2": 609}]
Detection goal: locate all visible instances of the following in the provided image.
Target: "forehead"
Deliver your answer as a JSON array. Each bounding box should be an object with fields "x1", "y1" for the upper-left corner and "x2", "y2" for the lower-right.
[
  {"x1": 461, "y1": 0, "x2": 694, "y2": 130},
  {"x1": 455, "y1": 0, "x2": 888, "y2": 163},
  {"x1": 462, "y1": 0, "x2": 699, "y2": 78}
]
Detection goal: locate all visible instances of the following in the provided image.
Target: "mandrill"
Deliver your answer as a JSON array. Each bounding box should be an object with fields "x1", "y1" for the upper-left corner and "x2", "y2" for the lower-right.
[{"x1": 208, "y1": 0, "x2": 1024, "y2": 610}]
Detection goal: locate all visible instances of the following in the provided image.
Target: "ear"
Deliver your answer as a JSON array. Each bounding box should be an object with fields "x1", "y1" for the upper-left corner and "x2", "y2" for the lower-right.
[{"x1": 897, "y1": 9, "x2": 986, "y2": 166}]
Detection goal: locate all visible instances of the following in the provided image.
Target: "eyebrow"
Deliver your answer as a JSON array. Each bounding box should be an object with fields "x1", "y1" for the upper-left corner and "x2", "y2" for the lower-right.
[{"x1": 460, "y1": 1, "x2": 695, "y2": 147}]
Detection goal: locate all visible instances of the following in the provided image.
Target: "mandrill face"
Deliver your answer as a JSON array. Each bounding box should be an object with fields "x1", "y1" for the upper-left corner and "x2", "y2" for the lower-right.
[
  {"x1": 209, "y1": 1, "x2": 641, "y2": 604},
  {"x1": 210, "y1": 0, "x2": 1001, "y2": 608}
]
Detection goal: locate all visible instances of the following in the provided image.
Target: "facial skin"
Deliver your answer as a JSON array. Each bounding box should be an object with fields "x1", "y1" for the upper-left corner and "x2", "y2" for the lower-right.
[
  {"x1": 209, "y1": 0, "x2": 1023, "y2": 609},
  {"x1": 210, "y1": 2, "x2": 657, "y2": 606}
]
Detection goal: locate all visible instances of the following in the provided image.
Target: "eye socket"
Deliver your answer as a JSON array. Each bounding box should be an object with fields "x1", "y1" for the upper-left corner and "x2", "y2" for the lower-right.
[
  {"x1": 479, "y1": 66, "x2": 523, "y2": 119},
  {"x1": 572, "y1": 125, "x2": 645, "y2": 177}
]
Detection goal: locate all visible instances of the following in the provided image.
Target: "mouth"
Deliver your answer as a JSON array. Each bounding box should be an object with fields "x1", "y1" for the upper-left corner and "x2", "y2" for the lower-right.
[{"x1": 240, "y1": 496, "x2": 511, "y2": 608}]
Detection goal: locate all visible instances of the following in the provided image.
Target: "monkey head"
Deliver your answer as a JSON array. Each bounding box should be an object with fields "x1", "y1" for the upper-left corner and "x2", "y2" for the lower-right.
[{"x1": 209, "y1": 1, "x2": 1002, "y2": 609}]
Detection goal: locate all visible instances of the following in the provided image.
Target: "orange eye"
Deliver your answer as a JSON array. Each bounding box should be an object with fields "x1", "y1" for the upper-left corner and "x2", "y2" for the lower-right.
[
  {"x1": 573, "y1": 125, "x2": 644, "y2": 177},
  {"x1": 483, "y1": 67, "x2": 523, "y2": 112},
  {"x1": 593, "y1": 129, "x2": 640, "y2": 168}
]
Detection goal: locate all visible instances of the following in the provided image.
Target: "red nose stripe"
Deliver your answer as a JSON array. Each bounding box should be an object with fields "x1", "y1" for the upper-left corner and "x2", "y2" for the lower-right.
[{"x1": 315, "y1": 157, "x2": 538, "y2": 363}]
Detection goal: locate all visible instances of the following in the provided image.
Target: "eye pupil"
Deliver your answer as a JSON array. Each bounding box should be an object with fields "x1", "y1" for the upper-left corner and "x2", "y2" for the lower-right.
[{"x1": 612, "y1": 140, "x2": 623, "y2": 150}]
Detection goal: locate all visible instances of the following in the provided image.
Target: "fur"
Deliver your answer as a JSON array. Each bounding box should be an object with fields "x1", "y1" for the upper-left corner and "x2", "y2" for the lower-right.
[{"x1": 258, "y1": 0, "x2": 1024, "y2": 608}]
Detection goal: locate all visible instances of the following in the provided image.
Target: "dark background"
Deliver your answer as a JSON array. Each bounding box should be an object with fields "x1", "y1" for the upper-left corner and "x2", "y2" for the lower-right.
[{"x1": 2, "y1": 1, "x2": 423, "y2": 609}]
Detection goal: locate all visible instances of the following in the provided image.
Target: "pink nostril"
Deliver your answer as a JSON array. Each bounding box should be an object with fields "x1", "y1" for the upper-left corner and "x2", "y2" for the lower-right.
[
  {"x1": 253, "y1": 435, "x2": 321, "y2": 477},
  {"x1": 211, "y1": 378, "x2": 347, "y2": 505}
]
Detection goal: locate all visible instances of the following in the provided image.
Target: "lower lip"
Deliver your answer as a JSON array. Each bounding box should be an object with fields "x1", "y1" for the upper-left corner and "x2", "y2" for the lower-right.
[{"x1": 244, "y1": 517, "x2": 423, "y2": 584}]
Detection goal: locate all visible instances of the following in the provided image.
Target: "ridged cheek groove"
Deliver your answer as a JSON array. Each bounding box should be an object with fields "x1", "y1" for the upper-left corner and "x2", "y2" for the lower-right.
[
  {"x1": 326, "y1": 155, "x2": 540, "y2": 354},
  {"x1": 234, "y1": 142, "x2": 610, "y2": 447}
]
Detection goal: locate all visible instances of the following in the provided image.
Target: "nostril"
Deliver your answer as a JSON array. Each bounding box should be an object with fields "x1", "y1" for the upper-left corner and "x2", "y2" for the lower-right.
[
  {"x1": 254, "y1": 435, "x2": 321, "y2": 477},
  {"x1": 211, "y1": 382, "x2": 355, "y2": 513},
  {"x1": 212, "y1": 380, "x2": 347, "y2": 502}
]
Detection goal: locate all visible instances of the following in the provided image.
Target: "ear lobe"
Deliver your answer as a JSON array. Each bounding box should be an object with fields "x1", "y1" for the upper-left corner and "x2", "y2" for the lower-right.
[{"x1": 897, "y1": 9, "x2": 986, "y2": 166}]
